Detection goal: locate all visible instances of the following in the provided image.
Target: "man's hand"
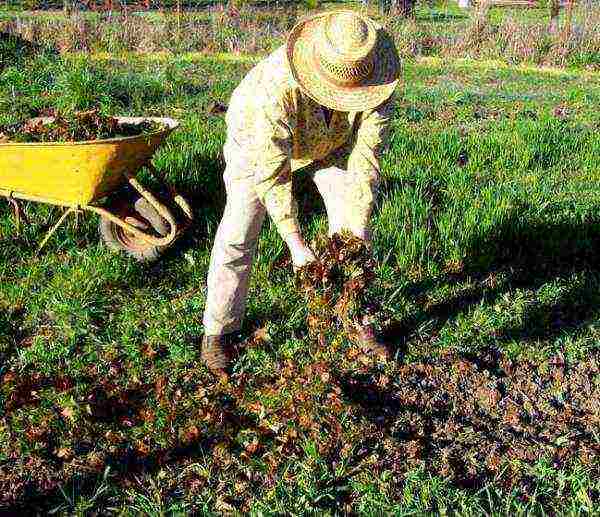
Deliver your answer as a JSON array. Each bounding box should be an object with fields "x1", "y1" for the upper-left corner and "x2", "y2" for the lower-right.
[{"x1": 284, "y1": 232, "x2": 317, "y2": 269}]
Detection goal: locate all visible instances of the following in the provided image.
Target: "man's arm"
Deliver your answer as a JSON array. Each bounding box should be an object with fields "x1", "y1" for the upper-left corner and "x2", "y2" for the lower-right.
[
  {"x1": 345, "y1": 96, "x2": 395, "y2": 241},
  {"x1": 252, "y1": 92, "x2": 315, "y2": 267}
]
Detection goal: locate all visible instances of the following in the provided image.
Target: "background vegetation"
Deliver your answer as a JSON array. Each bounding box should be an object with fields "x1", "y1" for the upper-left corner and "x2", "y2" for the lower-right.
[{"x1": 2, "y1": 2, "x2": 599, "y2": 68}]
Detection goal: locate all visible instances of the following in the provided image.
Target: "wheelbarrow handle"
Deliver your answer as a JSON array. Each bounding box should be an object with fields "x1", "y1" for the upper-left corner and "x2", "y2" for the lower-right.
[
  {"x1": 87, "y1": 167, "x2": 193, "y2": 248},
  {"x1": 146, "y1": 164, "x2": 194, "y2": 222}
]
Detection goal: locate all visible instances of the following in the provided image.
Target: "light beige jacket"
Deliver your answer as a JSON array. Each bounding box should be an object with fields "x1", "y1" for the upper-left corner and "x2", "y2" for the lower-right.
[{"x1": 224, "y1": 46, "x2": 394, "y2": 238}]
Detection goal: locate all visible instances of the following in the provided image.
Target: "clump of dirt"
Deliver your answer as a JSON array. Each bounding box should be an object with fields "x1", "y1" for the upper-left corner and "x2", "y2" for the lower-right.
[
  {"x1": 342, "y1": 349, "x2": 600, "y2": 490},
  {"x1": 0, "y1": 109, "x2": 164, "y2": 143},
  {"x1": 295, "y1": 232, "x2": 381, "y2": 346}
]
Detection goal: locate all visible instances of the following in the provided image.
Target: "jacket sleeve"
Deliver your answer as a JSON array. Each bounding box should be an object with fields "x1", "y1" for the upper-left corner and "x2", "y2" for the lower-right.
[
  {"x1": 251, "y1": 90, "x2": 300, "y2": 239},
  {"x1": 345, "y1": 97, "x2": 394, "y2": 233}
]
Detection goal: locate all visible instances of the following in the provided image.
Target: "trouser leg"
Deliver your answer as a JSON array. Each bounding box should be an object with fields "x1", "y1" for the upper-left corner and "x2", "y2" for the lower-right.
[
  {"x1": 202, "y1": 168, "x2": 266, "y2": 337},
  {"x1": 312, "y1": 166, "x2": 372, "y2": 242}
]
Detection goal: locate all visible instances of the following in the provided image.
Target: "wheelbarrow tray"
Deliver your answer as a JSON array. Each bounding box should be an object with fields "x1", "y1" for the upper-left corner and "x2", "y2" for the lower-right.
[{"x1": 0, "y1": 117, "x2": 179, "y2": 207}]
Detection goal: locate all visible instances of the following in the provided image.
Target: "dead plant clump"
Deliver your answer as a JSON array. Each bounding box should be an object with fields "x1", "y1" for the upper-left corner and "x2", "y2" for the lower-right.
[
  {"x1": 0, "y1": 109, "x2": 164, "y2": 143},
  {"x1": 295, "y1": 232, "x2": 381, "y2": 347},
  {"x1": 1, "y1": 233, "x2": 599, "y2": 510}
]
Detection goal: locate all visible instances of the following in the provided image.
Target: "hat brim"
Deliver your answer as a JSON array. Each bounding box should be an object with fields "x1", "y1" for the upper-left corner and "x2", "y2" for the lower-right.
[{"x1": 287, "y1": 11, "x2": 401, "y2": 112}]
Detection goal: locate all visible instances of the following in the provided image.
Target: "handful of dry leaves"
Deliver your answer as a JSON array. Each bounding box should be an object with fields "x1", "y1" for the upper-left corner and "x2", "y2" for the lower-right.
[
  {"x1": 295, "y1": 232, "x2": 380, "y2": 345},
  {"x1": 0, "y1": 109, "x2": 163, "y2": 143}
]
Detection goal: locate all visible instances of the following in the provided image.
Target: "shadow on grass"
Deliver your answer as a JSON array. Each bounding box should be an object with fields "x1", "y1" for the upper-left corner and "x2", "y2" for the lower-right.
[
  {"x1": 0, "y1": 307, "x2": 27, "y2": 371},
  {"x1": 0, "y1": 32, "x2": 41, "y2": 68},
  {"x1": 384, "y1": 209, "x2": 600, "y2": 350}
]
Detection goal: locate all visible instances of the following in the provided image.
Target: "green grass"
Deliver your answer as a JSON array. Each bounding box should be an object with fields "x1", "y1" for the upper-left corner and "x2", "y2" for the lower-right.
[{"x1": 1, "y1": 46, "x2": 600, "y2": 514}]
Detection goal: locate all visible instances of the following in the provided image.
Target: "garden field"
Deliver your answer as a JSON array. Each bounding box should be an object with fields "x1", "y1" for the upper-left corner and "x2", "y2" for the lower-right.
[{"x1": 1, "y1": 6, "x2": 600, "y2": 514}]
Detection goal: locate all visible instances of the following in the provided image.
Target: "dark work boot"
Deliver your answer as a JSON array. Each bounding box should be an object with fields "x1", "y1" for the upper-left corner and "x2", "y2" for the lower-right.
[{"x1": 201, "y1": 334, "x2": 237, "y2": 377}]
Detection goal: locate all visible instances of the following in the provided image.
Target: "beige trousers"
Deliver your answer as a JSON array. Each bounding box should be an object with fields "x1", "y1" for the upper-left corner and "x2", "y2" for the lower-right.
[{"x1": 202, "y1": 143, "x2": 371, "y2": 336}]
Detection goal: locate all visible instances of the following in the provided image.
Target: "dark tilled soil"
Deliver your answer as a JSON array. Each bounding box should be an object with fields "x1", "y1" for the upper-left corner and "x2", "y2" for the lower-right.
[
  {"x1": 342, "y1": 349, "x2": 600, "y2": 488},
  {"x1": 2, "y1": 349, "x2": 598, "y2": 509}
]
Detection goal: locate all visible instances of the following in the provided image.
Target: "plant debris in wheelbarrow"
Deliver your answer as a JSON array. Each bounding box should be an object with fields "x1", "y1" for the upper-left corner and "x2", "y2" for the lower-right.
[{"x1": 0, "y1": 109, "x2": 166, "y2": 143}]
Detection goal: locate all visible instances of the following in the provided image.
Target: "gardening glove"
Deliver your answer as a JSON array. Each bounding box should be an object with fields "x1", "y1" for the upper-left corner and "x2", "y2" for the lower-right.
[{"x1": 286, "y1": 231, "x2": 317, "y2": 270}]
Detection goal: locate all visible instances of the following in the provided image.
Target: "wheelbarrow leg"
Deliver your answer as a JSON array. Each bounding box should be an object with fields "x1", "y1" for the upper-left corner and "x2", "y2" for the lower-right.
[
  {"x1": 37, "y1": 207, "x2": 75, "y2": 253},
  {"x1": 8, "y1": 198, "x2": 30, "y2": 236}
]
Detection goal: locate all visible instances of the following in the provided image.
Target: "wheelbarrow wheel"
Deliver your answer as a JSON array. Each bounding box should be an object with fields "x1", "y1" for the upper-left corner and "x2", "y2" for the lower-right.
[{"x1": 99, "y1": 197, "x2": 169, "y2": 263}]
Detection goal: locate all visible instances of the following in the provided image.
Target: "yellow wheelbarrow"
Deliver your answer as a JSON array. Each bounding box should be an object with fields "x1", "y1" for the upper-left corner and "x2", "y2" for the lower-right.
[{"x1": 0, "y1": 117, "x2": 192, "y2": 262}]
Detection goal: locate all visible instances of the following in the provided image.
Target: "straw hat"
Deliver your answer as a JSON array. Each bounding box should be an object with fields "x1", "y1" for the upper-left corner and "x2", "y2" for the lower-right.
[{"x1": 287, "y1": 10, "x2": 400, "y2": 112}]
